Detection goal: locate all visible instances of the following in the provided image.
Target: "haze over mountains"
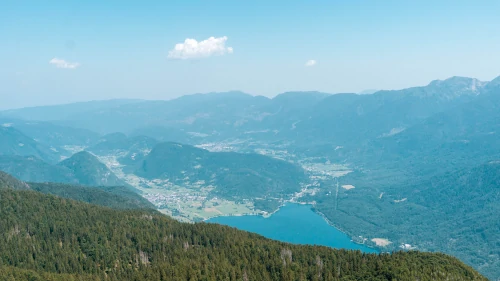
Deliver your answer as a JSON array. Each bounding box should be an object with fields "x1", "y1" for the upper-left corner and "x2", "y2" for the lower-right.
[{"x1": 0, "y1": 75, "x2": 499, "y2": 279}]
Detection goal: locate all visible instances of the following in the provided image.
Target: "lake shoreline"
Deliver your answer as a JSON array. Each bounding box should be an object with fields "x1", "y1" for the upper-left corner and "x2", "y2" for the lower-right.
[
  {"x1": 312, "y1": 208, "x2": 380, "y2": 250},
  {"x1": 201, "y1": 201, "x2": 289, "y2": 222},
  {"x1": 206, "y1": 202, "x2": 380, "y2": 253}
]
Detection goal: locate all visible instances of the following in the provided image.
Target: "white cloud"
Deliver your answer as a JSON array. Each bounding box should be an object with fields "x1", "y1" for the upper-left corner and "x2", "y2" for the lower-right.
[
  {"x1": 305, "y1": 59, "x2": 317, "y2": 67},
  {"x1": 49, "y1": 58, "x2": 80, "y2": 69},
  {"x1": 168, "y1": 36, "x2": 233, "y2": 60}
]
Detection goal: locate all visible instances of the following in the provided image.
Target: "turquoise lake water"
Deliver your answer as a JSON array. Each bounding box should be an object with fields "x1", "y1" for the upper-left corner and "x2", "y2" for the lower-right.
[{"x1": 208, "y1": 203, "x2": 378, "y2": 253}]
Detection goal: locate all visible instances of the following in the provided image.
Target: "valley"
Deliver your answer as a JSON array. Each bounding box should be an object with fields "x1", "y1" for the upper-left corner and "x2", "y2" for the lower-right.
[
  {"x1": 1, "y1": 76, "x2": 499, "y2": 279},
  {"x1": 3, "y1": 3, "x2": 498, "y2": 279},
  {"x1": 95, "y1": 143, "x2": 351, "y2": 223}
]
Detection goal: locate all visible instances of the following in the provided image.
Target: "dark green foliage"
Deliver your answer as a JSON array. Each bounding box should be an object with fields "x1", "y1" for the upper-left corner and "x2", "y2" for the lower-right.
[
  {"x1": 0, "y1": 171, "x2": 153, "y2": 210},
  {"x1": 136, "y1": 142, "x2": 307, "y2": 201},
  {"x1": 0, "y1": 189, "x2": 487, "y2": 281},
  {"x1": 310, "y1": 161, "x2": 500, "y2": 280},
  {"x1": 0, "y1": 266, "x2": 98, "y2": 281},
  {"x1": 2, "y1": 77, "x2": 500, "y2": 279},
  {"x1": 0, "y1": 171, "x2": 30, "y2": 190},
  {"x1": 28, "y1": 182, "x2": 155, "y2": 210},
  {"x1": 298, "y1": 80, "x2": 500, "y2": 279}
]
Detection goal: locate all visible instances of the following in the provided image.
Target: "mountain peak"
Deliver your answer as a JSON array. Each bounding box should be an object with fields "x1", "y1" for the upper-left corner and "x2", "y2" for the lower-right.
[
  {"x1": 428, "y1": 76, "x2": 483, "y2": 87},
  {"x1": 62, "y1": 150, "x2": 98, "y2": 162},
  {"x1": 424, "y1": 76, "x2": 487, "y2": 99},
  {"x1": 59, "y1": 151, "x2": 127, "y2": 187}
]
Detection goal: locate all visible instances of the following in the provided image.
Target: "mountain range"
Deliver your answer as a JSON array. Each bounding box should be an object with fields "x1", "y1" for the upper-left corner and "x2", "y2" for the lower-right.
[
  {"x1": 0, "y1": 151, "x2": 130, "y2": 189},
  {"x1": 1, "y1": 75, "x2": 499, "y2": 279}
]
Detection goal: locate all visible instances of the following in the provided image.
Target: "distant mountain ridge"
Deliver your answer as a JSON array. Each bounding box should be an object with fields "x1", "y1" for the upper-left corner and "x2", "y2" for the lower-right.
[
  {"x1": 0, "y1": 151, "x2": 131, "y2": 190},
  {"x1": 1, "y1": 99, "x2": 143, "y2": 120},
  {"x1": 2, "y1": 75, "x2": 495, "y2": 142},
  {"x1": 1, "y1": 75, "x2": 500, "y2": 278},
  {"x1": 0, "y1": 155, "x2": 76, "y2": 183},
  {"x1": 87, "y1": 133, "x2": 158, "y2": 155},
  {"x1": 0, "y1": 126, "x2": 61, "y2": 163}
]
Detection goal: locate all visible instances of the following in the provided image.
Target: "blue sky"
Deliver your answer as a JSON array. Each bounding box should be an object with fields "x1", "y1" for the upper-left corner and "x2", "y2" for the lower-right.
[{"x1": 1, "y1": 0, "x2": 499, "y2": 109}]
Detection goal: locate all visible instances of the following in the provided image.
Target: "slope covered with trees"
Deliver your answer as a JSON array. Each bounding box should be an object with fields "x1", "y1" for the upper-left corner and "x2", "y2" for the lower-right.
[
  {"x1": 0, "y1": 155, "x2": 77, "y2": 183},
  {"x1": 58, "y1": 151, "x2": 128, "y2": 187},
  {"x1": 28, "y1": 182, "x2": 155, "y2": 210},
  {"x1": 1, "y1": 76, "x2": 499, "y2": 279},
  {"x1": 0, "y1": 171, "x2": 154, "y2": 210},
  {"x1": 136, "y1": 142, "x2": 307, "y2": 200},
  {"x1": 306, "y1": 160, "x2": 500, "y2": 280},
  {"x1": 0, "y1": 188, "x2": 488, "y2": 281},
  {"x1": 0, "y1": 171, "x2": 30, "y2": 190},
  {"x1": 0, "y1": 152, "x2": 133, "y2": 190}
]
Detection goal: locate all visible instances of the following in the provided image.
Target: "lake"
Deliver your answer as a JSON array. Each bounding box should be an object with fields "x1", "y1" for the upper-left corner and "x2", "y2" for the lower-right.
[{"x1": 208, "y1": 203, "x2": 378, "y2": 253}]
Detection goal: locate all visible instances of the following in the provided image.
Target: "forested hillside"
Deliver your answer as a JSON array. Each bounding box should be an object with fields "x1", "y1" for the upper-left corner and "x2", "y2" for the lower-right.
[
  {"x1": 0, "y1": 152, "x2": 132, "y2": 190},
  {"x1": 307, "y1": 160, "x2": 500, "y2": 279},
  {"x1": 58, "y1": 151, "x2": 128, "y2": 187},
  {"x1": 0, "y1": 188, "x2": 487, "y2": 281},
  {"x1": 136, "y1": 142, "x2": 307, "y2": 200},
  {"x1": 0, "y1": 155, "x2": 77, "y2": 183},
  {"x1": 1, "y1": 76, "x2": 499, "y2": 279},
  {"x1": 28, "y1": 182, "x2": 155, "y2": 210},
  {"x1": 0, "y1": 171, "x2": 154, "y2": 210},
  {"x1": 0, "y1": 171, "x2": 30, "y2": 190}
]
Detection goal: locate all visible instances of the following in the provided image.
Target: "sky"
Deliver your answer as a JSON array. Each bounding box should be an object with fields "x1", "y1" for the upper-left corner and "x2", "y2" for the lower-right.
[{"x1": 1, "y1": 0, "x2": 500, "y2": 109}]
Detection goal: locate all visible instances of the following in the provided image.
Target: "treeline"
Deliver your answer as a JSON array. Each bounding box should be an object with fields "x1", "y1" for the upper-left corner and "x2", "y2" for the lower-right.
[
  {"x1": 28, "y1": 182, "x2": 155, "y2": 210},
  {"x1": 0, "y1": 188, "x2": 487, "y2": 281},
  {"x1": 0, "y1": 171, "x2": 155, "y2": 211}
]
